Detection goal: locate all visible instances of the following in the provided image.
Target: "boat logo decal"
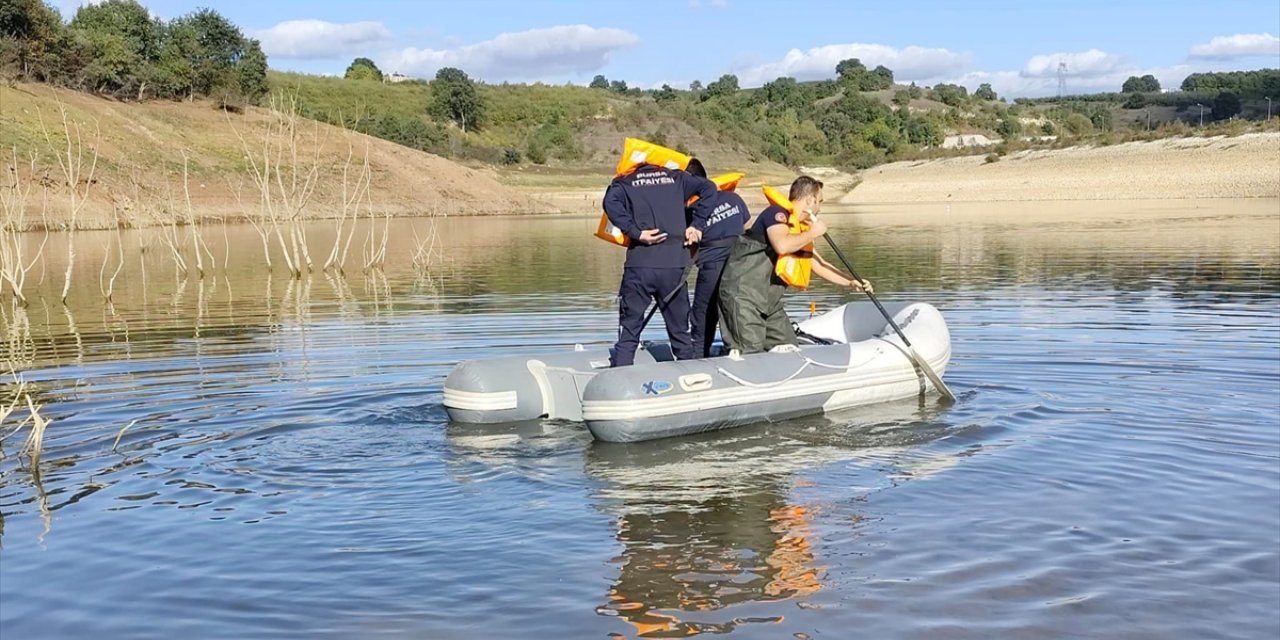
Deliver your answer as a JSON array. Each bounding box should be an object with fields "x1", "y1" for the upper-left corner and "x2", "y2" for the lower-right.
[
  {"x1": 642, "y1": 380, "x2": 673, "y2": 396},
  {"x1": 898, "y1": 308, "x2": 920, "y2": 329}
]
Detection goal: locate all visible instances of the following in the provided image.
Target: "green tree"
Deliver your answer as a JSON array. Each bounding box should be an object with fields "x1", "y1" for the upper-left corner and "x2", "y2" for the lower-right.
[
  {"x1": 907, "y1": 83, "x2": 922, "y2": 99},
  {"x1": 654, "y1": 83, "x2": 677, "y2": 103},
  {"x1": 589, "y1": 74, "x2": 608, "y2": 89},
  {"x1": 871, "y1": 64, "x2": 893, "y2": 88},
  {"x1": 838, "y1": 136, "x2": 882, "y2": 169},
  {"x1": 861, "y1": 119, "x2": 902, "y2": 153},
  {"x1": 70, "y1": 0, "x2": 162, "y2": 60},
  {"x1": 0, "y1": 0, "x2": 66, "y2": 81},
  {"x1": 762, "y1": 76, "x2": 805, "y2": 111},
  {"x1": 835, "y1": 58, "x2": 865, "y2": 81},
  {"x1": 974, "y1": 83, "x2": 997, "y2": 101},
  {"x1": 237, "y1": 38, "x2": 268, "y2": 103},
  {"x1": 932, "y1": 83, "x2": 968, "y2": 107},
  {"x1": 836, "y1": 91, "x2": 890, "y2": 124},
  {"x1": 835, "y1": 58, "x2": 893, "y2": 91},
  {"x1": 172, "y1": 8, "x2": 247, "y2": 97},
  {"x1": 1212, "y1": 91, "x2": 1241, "y2": 120},
  {"x1": 370, "y1": 113, "x2": 447, "y2": 151},
  {"x1": 905, "y1": 116, "x2": 942, "y2": 146},
  {"x1": 609, "y1": 78, "x2": 628, "y2": 93},
  {"x1": 703, "y1": 73, "x2": 738, "y2": 100},
  {"x1": 1121, "y1": 74, "x2": 1160, "y2": 93},
  {"x1": 148, "y1": 19, "x2": 197, "y2": 97},
  {"x1": 689, "y1": 79, "x2": 702, "y2": 92},
  {"x1": 996, "y1": 115, "x2": 1022, "y2": 139},
  {"x1": 1123, "y1": 91, "x2": 1146, "y2": 108},
  {"x1": 892, "y1": 89, "x2": 911, "y2": 107},
  {"x1": 345, "y1": 57, "x2": 382, "y2": 81},
  {"x1": 1180, "y1": 69, "x2": 1280, "y2": 98},
  {"x1": 68, "y1": 0, "x2": 163, "y2": 97},
  {"x1": 71, "y1": 29, "x2": 139, "y2": 95},
  {"x1": 431, "y1": 66, "x2": 484, "y2": 132}
]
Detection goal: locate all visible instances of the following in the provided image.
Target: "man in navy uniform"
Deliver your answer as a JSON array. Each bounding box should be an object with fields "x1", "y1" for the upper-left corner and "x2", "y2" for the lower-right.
[
  {"x1": 603, "y1": 163, "x2": 717, "y2": 367},
  {"x1": 685, "y1": 159, "x2": 751, "y2": 358}
]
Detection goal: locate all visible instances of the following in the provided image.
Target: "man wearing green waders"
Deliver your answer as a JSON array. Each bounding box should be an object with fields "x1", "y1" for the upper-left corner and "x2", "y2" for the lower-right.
[{"x1": 717, "y1": 176, "x2": 872, "y2": 355}]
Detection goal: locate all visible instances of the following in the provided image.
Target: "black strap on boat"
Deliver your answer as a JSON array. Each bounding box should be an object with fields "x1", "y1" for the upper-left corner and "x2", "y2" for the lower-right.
[{"x1": 793, "y1": 323, "x2": 836, "y2": 345}]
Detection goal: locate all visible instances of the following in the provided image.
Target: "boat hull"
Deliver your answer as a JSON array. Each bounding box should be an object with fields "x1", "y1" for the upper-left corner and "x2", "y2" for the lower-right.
[{"x1": 444, "y1": 301, "x2": 951, "y2": 442}]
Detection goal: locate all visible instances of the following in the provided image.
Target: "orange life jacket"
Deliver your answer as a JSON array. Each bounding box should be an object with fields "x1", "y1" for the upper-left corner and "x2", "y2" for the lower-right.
[
  {"x1": 595, "y1": 138, "x2": 744, "y2": 247},
  {"x1": 762, "y1": 185, "x2": 813, "y2": 289}
]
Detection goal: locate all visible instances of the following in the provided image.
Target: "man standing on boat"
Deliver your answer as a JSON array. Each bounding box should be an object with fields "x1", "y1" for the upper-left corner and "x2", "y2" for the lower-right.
[
  {"x1": 685, "y1": 159, "x2": 751, "y2": 358},
  {"x1": 718, "y1": 176, "x2": 872, "y2": 355},
  {"x1": 603, "y1": 162, "x2": 718, "y2": 367}
]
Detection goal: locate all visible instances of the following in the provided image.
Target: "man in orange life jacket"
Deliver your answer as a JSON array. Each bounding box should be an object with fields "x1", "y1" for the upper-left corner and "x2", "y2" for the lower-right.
[
  {"x1": 603, "y1": 163, "x2": 717, "y2": 367},
  {"x1": 685, "y1": 159, "x2": 751, "y2": 358},
  {"x1": 717, "y1": 175, "x2": 872, "y2": 355}
]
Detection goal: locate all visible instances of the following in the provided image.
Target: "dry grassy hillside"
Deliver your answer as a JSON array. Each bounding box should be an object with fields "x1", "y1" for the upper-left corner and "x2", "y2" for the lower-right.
[{"x1": 0, "y1": 83, "x2": 554, "y2": 229}]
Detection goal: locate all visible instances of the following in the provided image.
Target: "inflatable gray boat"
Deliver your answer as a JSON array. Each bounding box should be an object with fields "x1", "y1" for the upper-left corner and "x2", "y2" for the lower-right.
[{"x1": 443, "y1": 301, "x2": 951, "y2": 442}]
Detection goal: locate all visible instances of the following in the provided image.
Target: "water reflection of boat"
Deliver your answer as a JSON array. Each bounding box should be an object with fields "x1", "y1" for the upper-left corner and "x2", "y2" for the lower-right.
[
  {"x1": 587, "y1": 433, "x2": 811, "y2": 636},
  {"x1": 440, "y1": 400, "x2": 957, "y2": 639},
  {"x1": 583, "y1": 403, "x2": 950, "y2": 638}
]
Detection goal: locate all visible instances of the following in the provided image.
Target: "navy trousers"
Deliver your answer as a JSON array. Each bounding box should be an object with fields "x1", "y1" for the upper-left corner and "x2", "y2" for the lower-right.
[
  {"x1": 611, "y1": 267, "x2": 694, "y2": 367},
  {"x1": 690, "y1": 258, "x2": 727, "y2": 358}
]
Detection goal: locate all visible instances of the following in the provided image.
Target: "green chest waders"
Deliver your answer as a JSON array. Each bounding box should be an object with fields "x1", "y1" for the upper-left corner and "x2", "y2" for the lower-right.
[{"x1": 715, "y1": 230, "x2": 798, "y2": 354}]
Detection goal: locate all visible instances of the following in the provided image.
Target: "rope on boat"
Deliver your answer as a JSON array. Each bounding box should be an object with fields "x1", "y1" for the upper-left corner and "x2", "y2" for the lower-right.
[{"x1": 715, "y1": 356, "x2": 855, "y2": 389}]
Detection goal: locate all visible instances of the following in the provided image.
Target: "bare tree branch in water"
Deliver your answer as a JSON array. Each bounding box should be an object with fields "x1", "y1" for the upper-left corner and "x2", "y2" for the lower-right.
[
  {"x1": 97, "y1": 228, "x2": 125, "y2": 302},
  {"x1": 411, "y1": 204, "x2": 445, "y2": 275},
  {"x1": 230, "y1": 176, "x2": 271, "y2": 270},
  {"x1": 1, "y1": 304, "x2": 36, "y2": 371},
  {"x1": 362, "y1": 189, "x2": 390, "y2": 272},
  {"x1": 156, "y1": 179, "x2": 189, "y2": 277},
  {"x1": 0, "y1": 149, "x2": 50, "y2": 306},
  {"x1": 179, "y1": 152, "x2": 217, "y2": 278},
  {"x1": 37, "y1": 98, "x2": 100, "y2": 305},
  {"x1": 231, "y1": 93, "x2": 327, "y2": 279},
  {"x1": 324, "y1": 138, "x2": 371, "y2": 275}
]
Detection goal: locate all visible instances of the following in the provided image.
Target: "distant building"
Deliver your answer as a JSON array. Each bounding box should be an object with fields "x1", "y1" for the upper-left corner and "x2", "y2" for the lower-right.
[
  {"x1": 941, "y1": 134, "x2": 999, "y2": 149},
  {"x1": 386, "y1": 72, "x2": 411, "y2": 84}
]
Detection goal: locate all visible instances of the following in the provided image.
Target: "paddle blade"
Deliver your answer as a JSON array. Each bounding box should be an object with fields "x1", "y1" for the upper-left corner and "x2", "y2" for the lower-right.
[{"x1": 907, "y1": 344, "x2": 957, "y2": 403}]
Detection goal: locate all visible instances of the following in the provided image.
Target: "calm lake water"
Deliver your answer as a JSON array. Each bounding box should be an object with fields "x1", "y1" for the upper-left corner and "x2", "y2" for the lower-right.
[{"x1": 2, "y1": 200, "x2": 1278, "y2": 639}]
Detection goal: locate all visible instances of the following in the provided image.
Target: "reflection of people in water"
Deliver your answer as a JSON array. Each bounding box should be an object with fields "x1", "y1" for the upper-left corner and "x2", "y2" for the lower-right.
[
  {"x1": 444, "y1": 403, "x2": 943, "y2": 639},
  {"x1": 588, "y1": 447, "x2": 823, "y2": 638}
]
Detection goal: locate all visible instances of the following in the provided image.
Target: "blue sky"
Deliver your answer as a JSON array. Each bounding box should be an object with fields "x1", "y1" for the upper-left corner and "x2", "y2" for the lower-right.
[{"x1": 60, "y1": 0, "x2": 1280, "y2": 97}]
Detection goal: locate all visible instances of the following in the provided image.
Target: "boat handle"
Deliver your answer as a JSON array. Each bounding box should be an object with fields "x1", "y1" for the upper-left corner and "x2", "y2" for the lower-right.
[{"x1": 679, "y1": 373, "x2": 714, "y2": 392}]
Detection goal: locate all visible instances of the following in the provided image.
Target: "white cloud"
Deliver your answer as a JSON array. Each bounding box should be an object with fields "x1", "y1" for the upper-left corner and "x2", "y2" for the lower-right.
[
  {"x1": 254, "y1": 20, "x2": 394, "y2": 60},
  {"x1": 1021, "y1": 49, "x2": 1128, "y2": 78},
  {"x1": 736, "y1": 43, "x2": 971, "y2": 87},
  {"x1": 381, "y1": 25, "x2": 639, "y2": 82},
  {"x1": 1189, "y1": 33, "x2": 1280, "y2": 59}
]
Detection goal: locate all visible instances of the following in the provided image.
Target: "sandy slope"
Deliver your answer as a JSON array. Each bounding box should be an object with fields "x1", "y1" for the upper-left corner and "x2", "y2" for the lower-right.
[{"x1": 844, "y1": 133, "x2": 1280, "y2": 204}]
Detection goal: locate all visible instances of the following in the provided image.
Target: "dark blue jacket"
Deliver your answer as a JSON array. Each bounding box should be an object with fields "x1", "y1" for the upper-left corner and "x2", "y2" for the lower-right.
[
  {"x1": 691, "y1": 191, "x2": 751, "y2": 265},
  {"x1": 603, "y1": 164, "x2": 717, "y2": 269}
]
